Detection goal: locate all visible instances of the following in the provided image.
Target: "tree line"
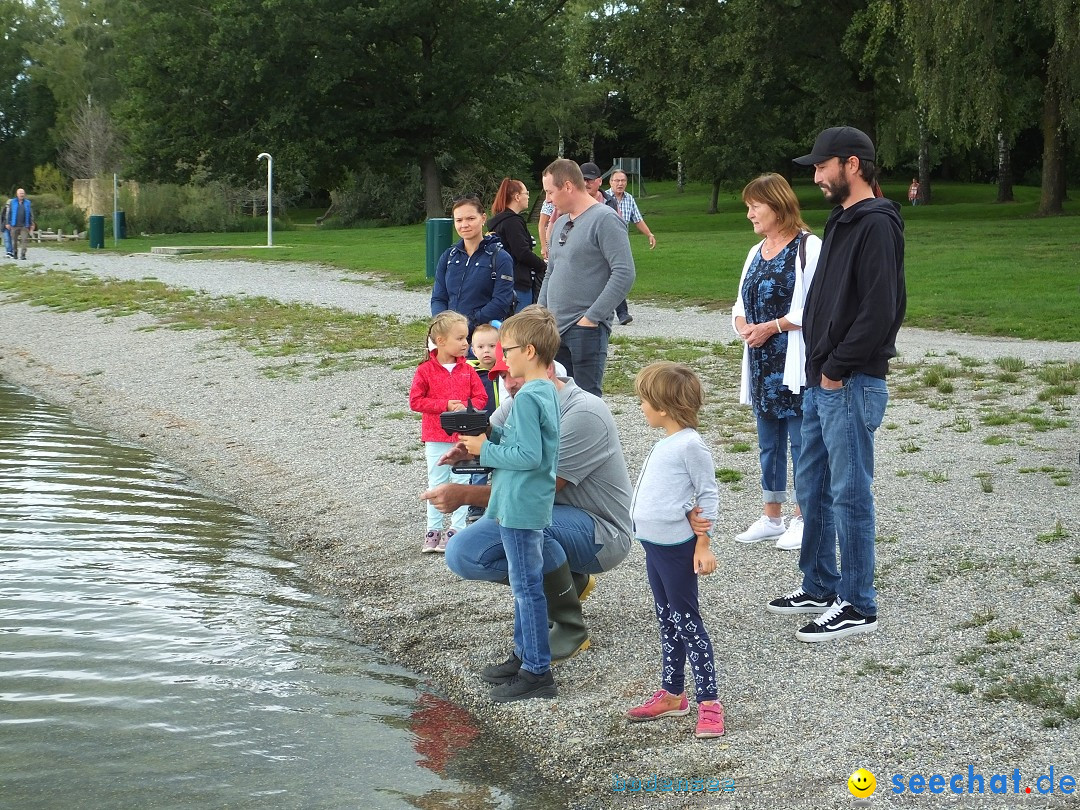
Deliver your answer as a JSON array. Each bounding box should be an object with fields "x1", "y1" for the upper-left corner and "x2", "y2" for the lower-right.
[{"x1": 1, "y1": 0, "x2": 1077, "y2": 220}]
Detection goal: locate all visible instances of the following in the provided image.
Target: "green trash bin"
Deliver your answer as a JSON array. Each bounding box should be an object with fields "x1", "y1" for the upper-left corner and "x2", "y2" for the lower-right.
[
  {"x1": 114, "y1": 211, "x2": 127, "y2": 240},
  {"x1": 88, "y1": 215, "x2": 105, "y2": 249},
  {"x1": 425, "y1": 218, "x2": 453, "y2": 280}
]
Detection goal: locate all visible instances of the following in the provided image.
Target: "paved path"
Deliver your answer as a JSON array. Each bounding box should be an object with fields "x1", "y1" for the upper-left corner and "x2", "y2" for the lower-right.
[{"x1": 31, "y1": 247, "x2": 1078, "y2": 363}]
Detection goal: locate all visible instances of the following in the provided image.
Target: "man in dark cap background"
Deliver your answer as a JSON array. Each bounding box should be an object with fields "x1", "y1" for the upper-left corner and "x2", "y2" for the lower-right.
[
  {"x1": 579, "y1": 162, "x2": 619, "y2": 213},
  {"x1": 766, "y1": 126, "x2": 906, "y2": 643}
]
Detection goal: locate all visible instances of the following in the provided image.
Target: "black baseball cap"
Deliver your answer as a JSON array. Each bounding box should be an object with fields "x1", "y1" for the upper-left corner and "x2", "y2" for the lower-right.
[
  {"x1": 793, "y1": 126, "x2": 876, "y2": 166},
  {"x1": 579, "y1": 162, "x2": 603, "y2": 180}
]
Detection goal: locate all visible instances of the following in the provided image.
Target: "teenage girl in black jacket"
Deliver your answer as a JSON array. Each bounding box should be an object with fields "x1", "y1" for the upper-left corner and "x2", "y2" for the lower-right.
[{"x1": 488, "y1": 178, "x2": 547, "y2": 308}]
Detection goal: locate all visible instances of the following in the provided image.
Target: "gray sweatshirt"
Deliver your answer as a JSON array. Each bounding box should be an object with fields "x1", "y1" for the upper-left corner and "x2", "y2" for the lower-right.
[
  {"x1": 538, "y1": 202, "x2": 636, "y2": 333},
  {"x1": 631, "y1": 428, "x2": 718, "y2": 545}
]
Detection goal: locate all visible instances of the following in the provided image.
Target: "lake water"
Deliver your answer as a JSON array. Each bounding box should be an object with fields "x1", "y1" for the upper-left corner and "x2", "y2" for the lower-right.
[{"x1": 0, "y1": 380, "x2": 565, "y2": 809}]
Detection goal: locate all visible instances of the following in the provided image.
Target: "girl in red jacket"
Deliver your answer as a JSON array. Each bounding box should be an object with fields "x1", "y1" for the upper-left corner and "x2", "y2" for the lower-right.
[{"x1": 409, "y1": 311, "x2": 488, "y2": 553}]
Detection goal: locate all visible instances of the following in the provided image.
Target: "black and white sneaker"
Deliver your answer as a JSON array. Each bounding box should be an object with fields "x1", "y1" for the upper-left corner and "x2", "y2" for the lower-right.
[
  {"x1": 795, "y1": 600, "x2": 877, "y2": 642},
  {"x1": 766, "y1": 587, "x2": 838, "y2": 615}
]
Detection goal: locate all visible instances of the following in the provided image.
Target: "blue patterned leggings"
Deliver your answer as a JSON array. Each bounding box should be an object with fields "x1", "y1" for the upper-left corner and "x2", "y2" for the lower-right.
[{"x1": 641, "y1": 538, "x2": 718, "y2": 702}]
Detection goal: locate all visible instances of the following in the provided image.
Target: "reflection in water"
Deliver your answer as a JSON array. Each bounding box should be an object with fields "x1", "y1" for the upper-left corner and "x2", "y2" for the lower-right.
[{"x1": 0, "y1": 381, "x2": 565, "y2": 810}]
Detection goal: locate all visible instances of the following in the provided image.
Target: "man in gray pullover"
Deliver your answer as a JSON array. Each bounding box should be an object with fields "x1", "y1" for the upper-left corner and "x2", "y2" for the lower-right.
[{"x1": 538, "y1": 159, "x2": 635, "y2": 397}]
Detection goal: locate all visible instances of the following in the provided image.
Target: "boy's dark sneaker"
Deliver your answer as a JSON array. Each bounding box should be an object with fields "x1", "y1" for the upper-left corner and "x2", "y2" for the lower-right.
[
  {"x1": 489, "y1": 668, "x2": 557, "y2": 703},
  {"x1": 795, "y1": 600, "x2": 877, "y2": 642},
  {"x1": 766, "y1": 586, "x2": 837, "y2": 614},
  {"x1": 480, "y1": 652, "x2": 521, "y2": 685}
]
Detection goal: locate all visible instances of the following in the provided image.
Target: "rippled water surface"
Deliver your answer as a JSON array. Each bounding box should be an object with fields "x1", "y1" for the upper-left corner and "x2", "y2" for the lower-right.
[{"x1": 0, "y1": 381, "x2": 563, "y2": 810}]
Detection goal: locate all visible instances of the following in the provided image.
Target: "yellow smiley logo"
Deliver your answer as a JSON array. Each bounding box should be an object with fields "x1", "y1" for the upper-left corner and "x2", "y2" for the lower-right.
[{"x1": 848, "y1": 768, "x2": 877, "y2": 798}]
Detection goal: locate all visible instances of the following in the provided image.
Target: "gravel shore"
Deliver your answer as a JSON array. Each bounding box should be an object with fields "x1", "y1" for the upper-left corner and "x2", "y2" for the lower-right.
[{"x1": 1, "y1": 248, "x2": 1078, "y2": 808}]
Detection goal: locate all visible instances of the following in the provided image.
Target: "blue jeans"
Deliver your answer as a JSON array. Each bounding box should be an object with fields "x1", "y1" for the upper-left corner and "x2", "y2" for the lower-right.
[
  {"x1": 756, "y1": 414, "x2": 802, "y2": 505},
  {"x1": 554, "y1": 323, "x2": 610, "y2": 398},
  {"x1": 445, "y1": 506, "x2": 605, "y2": 581},
  {"x1": 514, "y1": 287, "x2": 533, "y2": 310},
  {"x1": 796, "y1": 375, "x2": 888, "y2": 616},
  {"x1": 501, "y1": 525, "x2": 551, "y2": 674}
]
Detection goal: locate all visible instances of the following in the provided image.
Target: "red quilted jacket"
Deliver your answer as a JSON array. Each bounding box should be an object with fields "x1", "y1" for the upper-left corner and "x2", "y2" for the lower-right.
[{"x1": 409, "y1": 351, "x2": 488, "y2": 442}]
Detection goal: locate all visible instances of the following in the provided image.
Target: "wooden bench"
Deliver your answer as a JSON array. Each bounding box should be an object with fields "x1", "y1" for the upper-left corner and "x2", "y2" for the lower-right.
[{"x1": 29, "y1": 229, "x2": 86, "y2": 243}]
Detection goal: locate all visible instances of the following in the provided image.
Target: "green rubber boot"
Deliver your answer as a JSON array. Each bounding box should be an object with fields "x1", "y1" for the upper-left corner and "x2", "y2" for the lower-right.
[
  {"x1": 545, "y1": 561, "x2": 590, "y2": 662},
  {"x1": 571, "y1": 570, "x2": 597, "y2": 602}
]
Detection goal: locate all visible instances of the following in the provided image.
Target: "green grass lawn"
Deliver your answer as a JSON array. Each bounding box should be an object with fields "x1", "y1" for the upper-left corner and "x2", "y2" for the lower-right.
[{"x1": 50, "y1": 180, "x2": 1079, "y2": 341}]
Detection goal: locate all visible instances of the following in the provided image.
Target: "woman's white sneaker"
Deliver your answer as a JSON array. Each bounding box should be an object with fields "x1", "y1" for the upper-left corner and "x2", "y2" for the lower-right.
[
  {"x1": 735, "y1": 515, "x2": 786, "y2": 543},
  {"x1": 775, "y1": 516, "x2": 804, "y2": 550}
]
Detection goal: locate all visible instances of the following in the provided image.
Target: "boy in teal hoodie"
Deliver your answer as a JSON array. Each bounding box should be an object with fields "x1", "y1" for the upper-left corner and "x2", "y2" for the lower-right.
[{"x1": 460, "y1": 306, "x2": 561, "y2": 703}]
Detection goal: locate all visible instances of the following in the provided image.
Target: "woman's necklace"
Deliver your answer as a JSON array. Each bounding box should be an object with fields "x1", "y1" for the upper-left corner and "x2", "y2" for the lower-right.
[{"x1": 761, "y1": 231, "x2": 795, "y2": 259}]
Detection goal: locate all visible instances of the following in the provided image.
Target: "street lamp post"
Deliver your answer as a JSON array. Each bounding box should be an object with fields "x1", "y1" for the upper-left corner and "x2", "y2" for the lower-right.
[{"x1": 257, "y1": 152, "x2": 273, "y2": 247}]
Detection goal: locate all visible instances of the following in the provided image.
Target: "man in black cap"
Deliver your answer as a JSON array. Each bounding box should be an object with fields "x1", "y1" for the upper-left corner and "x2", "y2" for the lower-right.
[
  {"x1": 765, "y1": 126, "x2": 906, "y2": 643},
  {"x1": 579, "y1": 162, "x2": 620, "y2": 213}
]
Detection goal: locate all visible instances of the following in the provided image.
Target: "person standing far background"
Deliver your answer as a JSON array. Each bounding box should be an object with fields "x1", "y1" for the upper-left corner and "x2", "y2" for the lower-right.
[
  {"x1": 607, "y1": 169, "x2": 656, "y2": 326},
  {"x1": 1, "y1": 198, "x2": 12, "y2": 259},
  {"x1": 538, "y1": 197, "x2": 557, "y2": 261},
  {"x1": 907, "y1": 178, "x2": 920, "y2": 206},
  {"x1": 7, "y1": 189, "x2": 36, "y2": 261},
  {"x1": 609, "y1": 170, "x2": 656, "y2": 249}
]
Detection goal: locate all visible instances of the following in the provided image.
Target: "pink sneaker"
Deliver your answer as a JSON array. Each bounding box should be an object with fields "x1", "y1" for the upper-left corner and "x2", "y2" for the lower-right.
[
  {"x1": 436, "y1": 528, "x2": 456, "y2": 553},
  {"x1": 626, "y1": 690, "x2": 690, "y2": 722},
  {"x1": 695, "y1": 700, "x2": 725, "y2": 738},
  {"x1": 421, "y1": 530, "x2": 440, "y2": 553}
]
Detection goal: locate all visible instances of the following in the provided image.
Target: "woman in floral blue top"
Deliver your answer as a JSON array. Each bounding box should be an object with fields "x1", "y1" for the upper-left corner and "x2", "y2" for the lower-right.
[{"x1": 731, "y1": 174, "x2": 821, "y2": 551}]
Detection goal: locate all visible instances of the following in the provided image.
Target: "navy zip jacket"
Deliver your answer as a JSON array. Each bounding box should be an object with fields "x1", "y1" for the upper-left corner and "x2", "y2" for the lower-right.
[
  {"x1": 803, "y1": 197, "x2": 906, "y2": 387},
  {"x1": 431, "y1": 234, "x2": 515, "y2": 333}
]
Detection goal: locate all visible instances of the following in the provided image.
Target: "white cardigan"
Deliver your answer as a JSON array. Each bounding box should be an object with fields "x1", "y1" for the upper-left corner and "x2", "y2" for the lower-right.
[{"x1": 731, "y1": 232, "x2": 822, "y2": 404}]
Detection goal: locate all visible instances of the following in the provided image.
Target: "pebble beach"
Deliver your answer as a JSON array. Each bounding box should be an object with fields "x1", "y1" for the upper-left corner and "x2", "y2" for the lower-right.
[{"x1": 1, "y1": 248, "x2": 1077, "y2": 808}]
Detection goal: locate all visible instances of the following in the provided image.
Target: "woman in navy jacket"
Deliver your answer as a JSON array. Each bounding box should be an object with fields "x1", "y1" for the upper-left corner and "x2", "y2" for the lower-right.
[{"x1": 431, "y1": 195, "x2": 515, "y2": 335}]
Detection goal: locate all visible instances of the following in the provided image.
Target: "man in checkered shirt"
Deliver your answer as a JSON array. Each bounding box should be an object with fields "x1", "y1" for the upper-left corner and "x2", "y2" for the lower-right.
[{"x1": 607, "y1": 169, "x2": 655, "y2": 325}]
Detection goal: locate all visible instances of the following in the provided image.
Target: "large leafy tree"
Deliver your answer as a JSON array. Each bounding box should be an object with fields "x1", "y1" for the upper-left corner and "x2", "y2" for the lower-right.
[
  {"x1": 112, "y1": 0, "x2": 377, "y2": 193},
  {"x1": 902, "y1": 0, "x2": 1079, "y2": 214},
  {"x1": 362, "y1": 0, "x2": 569, "y2": 216},
  {"x1": 0, "y1": 1, "x2": 57, "y2": 192},
  {"x1": 28, "y1": 0, "x2": 122, "y2": 125},
  {"x1": 109, "y1": 0, "x2": 566, "y2": 215},
  {"x1": 611, "y1": 0, "x2": 880, "y2": 211}
]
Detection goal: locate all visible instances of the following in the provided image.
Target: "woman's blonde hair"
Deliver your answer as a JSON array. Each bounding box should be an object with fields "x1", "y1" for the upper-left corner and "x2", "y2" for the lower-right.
[
  {"x1": 427, "y1": 310, "x2": 468, "y2": 354},
  {"x1": 634, "y1": 362, "x2": 704, "y2": 429},
  {"x1": 741, "y1": 173, "x2": 810, "y2": 235}
]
